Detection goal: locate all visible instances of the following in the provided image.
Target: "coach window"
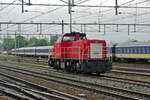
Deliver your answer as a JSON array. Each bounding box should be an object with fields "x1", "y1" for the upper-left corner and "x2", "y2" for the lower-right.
[
  {"x1": 131, "y1": 48, "x2": 133, "y2": 53},
  {"x1": 122, "y1": 48, "x2": 124, "y2": 54},
  {"x1": 147, "y1": 48, "x2": 149, "y2": 54},
  {"x1": 129, "y1": 48, "x2": 131, "y2": 54},
  {"x1": 118, "y1": 48, "x2": 119, "y2": 53},
  {"x1": 143, "y1": 48, "x2": 145, "y2": 54},
  {"x1": 126, "y1": 48, "x2": 127, "y2": 54},
  {"x1": 127, "y1": 48, "x2": 129, "y2": 53},
  {"x1": 119, "y1": 48, "x2": 121, "y2": 54},
  {"x1": 124, "y1": 48, "x2": 126, "y2": 54},
  {"x1": 120, "y1": 48, "x2": 122, "y2": 54},
  {"x1": 137, "y1": 48, "x2": 139, "y2": 54},
  {"x1": 133, "y1": 48, "x2": 136, "y2": 54},
  {"x1": 138, "y1": 48, "x2": 140, "y2": 54},
  {"x1": 134, "y1": 48, "x2": 136, "y2": 53}
]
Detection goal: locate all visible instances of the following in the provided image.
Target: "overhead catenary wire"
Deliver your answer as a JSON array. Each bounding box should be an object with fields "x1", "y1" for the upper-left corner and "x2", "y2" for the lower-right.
[
  {"x1": 1, "y1": 2, "x2": 150, "y2": 9},
  {"x1": 72, "y1": 0, "x2": 150, "y2": 24},
  {"x1": 59, "y1": 0, "x2": 150, "y2": 23},
  {"x1": 0, "y1": 0, "x2": 146, "y2": 33},
  {"x1": 0, "y1": 0, "x2": 17, "y2": 12},
  {"x1": 59, "y1": 0, "x2": 68, "y2": 4},
  {"x1": 120, "y1": 0, "x2": 136, "y2": 6},
  {"x1": 76, "y1": 0, "x2": 91, "y2": 5},
  {"x1": 1, "y1": 6, "x2": 64, "y2": 32},
  {"x1": 0, "y1": 0, "x2": 150, "y2": 35}
]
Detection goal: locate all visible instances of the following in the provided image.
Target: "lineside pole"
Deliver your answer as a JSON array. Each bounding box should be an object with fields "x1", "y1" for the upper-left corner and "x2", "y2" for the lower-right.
[
  {"x1": 15, "y1": 32, "x2": 16, "y2": 57},
  {"x1": 68, "y1": 0, "x2": 73, "y2": 33},
  {"x1": 22, "y1": 0, "x2": 24, "y2": 13},
  {"x1": 62, "y1": 20, "x2": 64, "y2": 34},
  {"x1": 115, "y1": 0, "x2": 118, "y2": 15}
]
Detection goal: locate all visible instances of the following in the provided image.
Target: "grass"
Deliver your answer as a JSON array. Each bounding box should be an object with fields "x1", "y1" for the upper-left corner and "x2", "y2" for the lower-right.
[
  {"x1": 0, "y1": 54, "x2": 8, "y2": 57},
  {"x1": 0, "y1": 54, "x2": 15, "y2": 58},
  {"x1": 58, "y1": 87, "x2": 67, "y2": 92}
]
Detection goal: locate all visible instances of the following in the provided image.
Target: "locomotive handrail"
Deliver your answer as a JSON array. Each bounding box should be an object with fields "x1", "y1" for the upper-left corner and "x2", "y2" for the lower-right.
[{"x1": 53, "y1": 46, "x2": 107, "y2": 59}]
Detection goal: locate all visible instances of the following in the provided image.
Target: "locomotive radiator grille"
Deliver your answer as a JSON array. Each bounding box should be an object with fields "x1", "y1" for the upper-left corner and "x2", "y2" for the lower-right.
[{"x1": 90, "y1": 43, "x2": 103, "y2": 58}]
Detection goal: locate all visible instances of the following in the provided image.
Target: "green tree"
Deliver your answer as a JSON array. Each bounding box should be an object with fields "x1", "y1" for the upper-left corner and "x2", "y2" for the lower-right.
[
  {"x1": 3, "y1": 38, "x2": 15, "y2": 50},
  {"x1": 0, "y1": 42, "x2": 2, "y2": 47},
  {"x1": 28, "y1": 37, "x2": 38, "y2": 46},
  {"x1": 129, "y1": 39, "x2": 138, "y2": 42},
  {"x1": 37, "y1": 39, "x2": 48, "y2": 46},
  {"x1": 49, "y1": 35, "x2": 58, "y2": 46},
  {"x1": 16, "y1": 35, "x2": 28, "y2": 48}
]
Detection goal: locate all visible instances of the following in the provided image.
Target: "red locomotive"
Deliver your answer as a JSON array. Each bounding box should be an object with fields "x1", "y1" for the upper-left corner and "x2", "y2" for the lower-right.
[{"x1": 48, "y1": 32, "x2": 112, "y2": 75}]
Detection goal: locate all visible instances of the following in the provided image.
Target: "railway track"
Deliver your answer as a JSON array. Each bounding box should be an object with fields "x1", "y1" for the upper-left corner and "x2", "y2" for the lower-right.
[
  {"x1": 1, "y1": 60, "x2": 150, "y2": 89},
  {"x1": 111, "y1": 69, "x2": 150, "y2": 77},
  {"x1": 0, "y1": 70, "x2": 84, "y2": 100},
  {"x1": 18, "y1": 57, "x2": 150, "y2": 74},
  {"x1": 1, "y1": 61, "x2": 150, "y2": 93},
  {"x1": 0, "y1": 81, "x2": 48, "y2": 100},
  {"x1": 0, "y1": 64, "x2": 150, "y2": 100},
  {"x1": 113, "y1": 62, "x2": 150, "y2": 69},
  {"x1": 9, "y1": 57, "x2": 150, "y2": 75},
  {"x1": 100, "y1": 75, "x2": 150, "y2": 87},
  {"x1": 1, "y1": 60, "x2": 150, "y2": 90},
  {"x1": 2, "y1": 60, "x2": 150, "y2": 88},
  {"x1": 113, "y1": 65, "x2": 150, "y2": 73}
]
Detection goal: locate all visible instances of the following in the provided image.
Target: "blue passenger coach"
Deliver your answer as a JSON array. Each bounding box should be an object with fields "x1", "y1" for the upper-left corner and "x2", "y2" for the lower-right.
[
  {"x1": 114, "y1": 42, "x2": 150, "y2": 62},
  {"x1": 11, "y1": 46, "x2": 53, "y2": 57}
]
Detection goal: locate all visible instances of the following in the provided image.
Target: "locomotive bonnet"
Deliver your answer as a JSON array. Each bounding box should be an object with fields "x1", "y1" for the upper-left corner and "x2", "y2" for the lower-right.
[{"x1": 48, "y1": 32, "x2": 112, "y2": 75}]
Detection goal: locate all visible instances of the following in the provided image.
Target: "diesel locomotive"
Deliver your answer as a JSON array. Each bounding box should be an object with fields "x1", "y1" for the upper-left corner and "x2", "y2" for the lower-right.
[
  {"x1": 11, "y1": 32, "x2": 112, "y2": 75},
  {"x1": 48, "y1": 32, "x2": 112, "y2": 74}
]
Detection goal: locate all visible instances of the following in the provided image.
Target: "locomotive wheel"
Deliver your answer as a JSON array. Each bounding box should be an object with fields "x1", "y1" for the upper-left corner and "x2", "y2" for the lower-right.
[
  {"x1": 48, "y1": 59, "x2": 53, "y2": 67},
  {"x1": 53, "y1": 61, "x2": 57, "y2": 69},
  {"x1": 71, "y1": 62, "x2": 77, "y2": 73},
  {"x1": 56, "y1": 60, "x2": 60, "y2": 70},
  {"x1": 64, "y1": 61, "x2": 71, "y2": 73},
  {"x1": 53, "y1": 60, "x2": 59, "y2": 70},
  {"x1": 75, "y1": 62, "x2": 81, "y2": 73}
]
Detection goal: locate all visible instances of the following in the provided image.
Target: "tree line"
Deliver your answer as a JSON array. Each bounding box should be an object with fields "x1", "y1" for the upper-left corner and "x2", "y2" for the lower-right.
[{"x1": 2, "y1": 35, "x2": 58, "y2": 50}]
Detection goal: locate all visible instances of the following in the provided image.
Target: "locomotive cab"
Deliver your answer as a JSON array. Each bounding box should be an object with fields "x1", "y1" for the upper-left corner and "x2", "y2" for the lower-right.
[
  {"x1": 48, "y1": 32, "x2": 112, "y2": 75},
  {"x1": 57, "y1": 32, "x2": 86, "y2": 42}
]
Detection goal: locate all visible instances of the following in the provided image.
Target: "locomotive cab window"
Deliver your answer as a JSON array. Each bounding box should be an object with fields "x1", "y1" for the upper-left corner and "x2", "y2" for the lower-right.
[
  {"x1": 79, "y1": 35, "x2": 86, "y2": 40},
  {"x1": 56, "y1": 36, "x2": 62, "y2": 43},
  {"x1": 63, "y1": 36, "x2": 75, "y2": 41}
]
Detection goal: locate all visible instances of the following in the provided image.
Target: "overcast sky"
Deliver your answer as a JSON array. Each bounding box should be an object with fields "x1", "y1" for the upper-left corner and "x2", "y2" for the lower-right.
[{"x1": 0, "y1": 0, "x2": 150, "y2": 43}]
